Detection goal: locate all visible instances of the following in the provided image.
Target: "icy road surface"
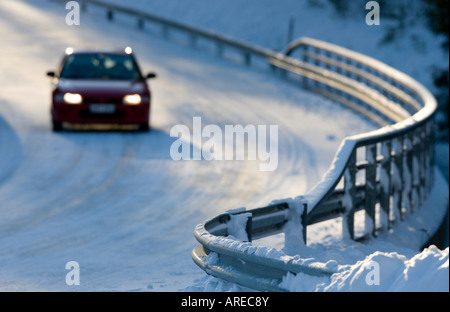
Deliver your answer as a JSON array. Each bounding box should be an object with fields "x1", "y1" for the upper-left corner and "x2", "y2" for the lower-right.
[{"x1": 0, "y1": 0, "x2": 376, "y2": 291}]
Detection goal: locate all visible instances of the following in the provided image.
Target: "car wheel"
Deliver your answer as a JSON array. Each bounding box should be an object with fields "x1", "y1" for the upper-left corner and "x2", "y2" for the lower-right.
[
  {"x1": 139, "y1": 122, "x2": 149, "y2": 131},
  {"x1": 52, "y1": 120, "x2": 63, "y2": 132}
]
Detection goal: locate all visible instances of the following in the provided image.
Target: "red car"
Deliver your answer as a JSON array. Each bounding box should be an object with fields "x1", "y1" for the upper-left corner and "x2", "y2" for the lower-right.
[{"x1": 47, "y1": 47, "x2": 156, "y2": 131}]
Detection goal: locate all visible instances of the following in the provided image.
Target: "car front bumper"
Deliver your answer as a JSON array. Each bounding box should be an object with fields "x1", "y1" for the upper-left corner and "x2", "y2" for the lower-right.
[{"x1": 52, "y1": 102, "x2": 150, "y2": 125}]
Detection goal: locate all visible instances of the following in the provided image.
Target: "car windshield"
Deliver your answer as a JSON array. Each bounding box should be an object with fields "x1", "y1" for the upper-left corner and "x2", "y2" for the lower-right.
[{"x1": 59, "y1": 53, "x2": 143, "y2": 80}]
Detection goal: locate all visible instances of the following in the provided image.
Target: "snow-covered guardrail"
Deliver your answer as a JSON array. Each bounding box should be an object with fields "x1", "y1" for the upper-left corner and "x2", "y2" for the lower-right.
[
  {"x1": 59, "y1": 0, "x2": 438, "y2": 291},
  {"x1": 193, "y1": 36, "x2": 437, "y2": 290},
  {"x1": 192, "y1": 38, "x2": 437, "y2": 290}
]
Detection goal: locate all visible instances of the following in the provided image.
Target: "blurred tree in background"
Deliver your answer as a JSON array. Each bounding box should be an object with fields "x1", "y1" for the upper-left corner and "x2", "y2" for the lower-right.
[
  {"x1": 424, "y1": 0, "x2": 449, "y2": 141},
  {"x1": 424, "y1": 0, "x2": 449, "y2": 50}
]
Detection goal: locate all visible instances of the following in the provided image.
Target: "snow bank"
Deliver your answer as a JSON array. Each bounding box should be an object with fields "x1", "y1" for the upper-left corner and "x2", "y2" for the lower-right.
[
  {"x1": 194, "y1": 166, "x2": 448, "y2": 292},
  {"x1": 281, "y1": 245, "x2": 448, "y2": 292}
]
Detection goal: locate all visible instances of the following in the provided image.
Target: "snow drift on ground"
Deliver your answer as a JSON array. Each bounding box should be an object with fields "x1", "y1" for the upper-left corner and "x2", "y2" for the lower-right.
[{"x1": 282, "y1": 245, "x2": 448, "y2": 292}]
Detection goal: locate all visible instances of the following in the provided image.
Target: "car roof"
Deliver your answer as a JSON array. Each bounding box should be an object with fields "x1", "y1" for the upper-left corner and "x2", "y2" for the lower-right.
[{"x1": 66, "y1": 48, "x2": 132, "y2": 56}]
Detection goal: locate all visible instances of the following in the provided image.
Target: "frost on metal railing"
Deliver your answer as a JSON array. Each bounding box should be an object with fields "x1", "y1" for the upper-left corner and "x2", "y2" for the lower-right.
[{"x1": 193, "y1": 199, "x2": 339, "y2": 292}]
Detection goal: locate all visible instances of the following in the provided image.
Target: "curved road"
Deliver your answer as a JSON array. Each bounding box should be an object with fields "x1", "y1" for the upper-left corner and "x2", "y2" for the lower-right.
[{"x1": 0, "y1": 0, "x2": 376, "y2": 291}]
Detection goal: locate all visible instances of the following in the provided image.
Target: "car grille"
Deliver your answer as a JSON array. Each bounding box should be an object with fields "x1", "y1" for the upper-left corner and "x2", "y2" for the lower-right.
[
  {"x1": 83, "y1": 98, "x2": 123, "y2": 104},
  {"x1": 79, "y1": 110, "x2": 126, "y2": 119}
]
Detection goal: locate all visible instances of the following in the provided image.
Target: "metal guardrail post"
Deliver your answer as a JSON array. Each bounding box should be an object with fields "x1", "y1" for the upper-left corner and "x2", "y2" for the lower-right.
[
  {"x1": 402, "y1": 135, "x2": 412, "y2": 217},
  {"x1": 379, "y1": 140, "x2": 392, "y2": 230},
  {"x1": 417, "y1": 126, "x2": 427, "y2": 207},
  {"x1": 365, "y1": 144, "x2": 377, "y2": 236},
  {"x1": 344, "y1": 149, "x2": 357, "y2": 240},
  {"x1": 106, "y1": 9, "x2": 113, "y2": 21},
  {"x1": 245, "y1": 214, "x2": 253, "y2": 242},
  {"x1": 428, "y1": 121, "x2": 436, "y2": 193},
  {"x1": 301, "y1": 202, "x2": 308, "y2": 244},
  {"x1": 392, "y1": 137, "x2": 404, "y2": 222},
  {"x1": 137, "y1": 18, "x2": 144, "y2": 30},
  {"x1": 244, "y1": 53, "x2": 251, "y2": 66},
  {"x1": 406, "y1": 133, "x2": 415, "y2": 214}
]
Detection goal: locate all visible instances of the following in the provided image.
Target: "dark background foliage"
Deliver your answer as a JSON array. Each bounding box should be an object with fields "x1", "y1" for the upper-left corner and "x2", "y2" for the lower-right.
[{"x1": 326, "y1": 0, "x2": 449, "y2": 141}]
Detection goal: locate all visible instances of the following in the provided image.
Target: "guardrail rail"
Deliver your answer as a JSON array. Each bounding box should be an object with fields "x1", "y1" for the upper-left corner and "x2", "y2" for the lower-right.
[{"x1": 55, "y1": 0, "x2": 440, "y2": 292}]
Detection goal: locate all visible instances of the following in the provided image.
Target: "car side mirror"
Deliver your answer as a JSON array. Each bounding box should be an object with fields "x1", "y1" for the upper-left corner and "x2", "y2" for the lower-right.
[
  {"x1": 145, "y1": 72, "x2": 157, "y2": 79},
  {"x1": 47, "y1": 71, "x2": 56, "y2": 77}
]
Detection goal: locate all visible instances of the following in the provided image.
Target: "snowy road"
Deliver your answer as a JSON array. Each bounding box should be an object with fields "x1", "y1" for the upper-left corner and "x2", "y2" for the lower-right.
[{"x1": 0, "y1": 0, "x2": 376, "y2": 291}]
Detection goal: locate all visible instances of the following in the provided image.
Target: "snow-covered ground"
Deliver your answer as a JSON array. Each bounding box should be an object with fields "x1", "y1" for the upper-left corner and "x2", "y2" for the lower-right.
[{"x1": 0, "y1": 0, "x2": 448, "y2": 292}]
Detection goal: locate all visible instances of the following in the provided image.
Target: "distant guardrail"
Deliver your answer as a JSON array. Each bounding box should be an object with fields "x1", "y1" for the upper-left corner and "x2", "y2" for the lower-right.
[{"x1": 52, "y1": 0, "x2": 438, "y2": 291}]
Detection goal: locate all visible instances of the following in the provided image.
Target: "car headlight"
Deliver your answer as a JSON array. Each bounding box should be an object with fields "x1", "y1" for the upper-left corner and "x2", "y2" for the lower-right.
[
  {"x1": 64, "y1": 93, "x2": 83, "y2": 104},
  {"x1": 123, "y1": 94, "x2": 142, "y2": 105}
]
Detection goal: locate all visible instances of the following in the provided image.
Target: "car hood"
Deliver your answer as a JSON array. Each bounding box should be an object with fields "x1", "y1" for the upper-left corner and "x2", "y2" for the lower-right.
[{"x1": 56, "y1": 79, "x2": 149, "y2": 97}]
